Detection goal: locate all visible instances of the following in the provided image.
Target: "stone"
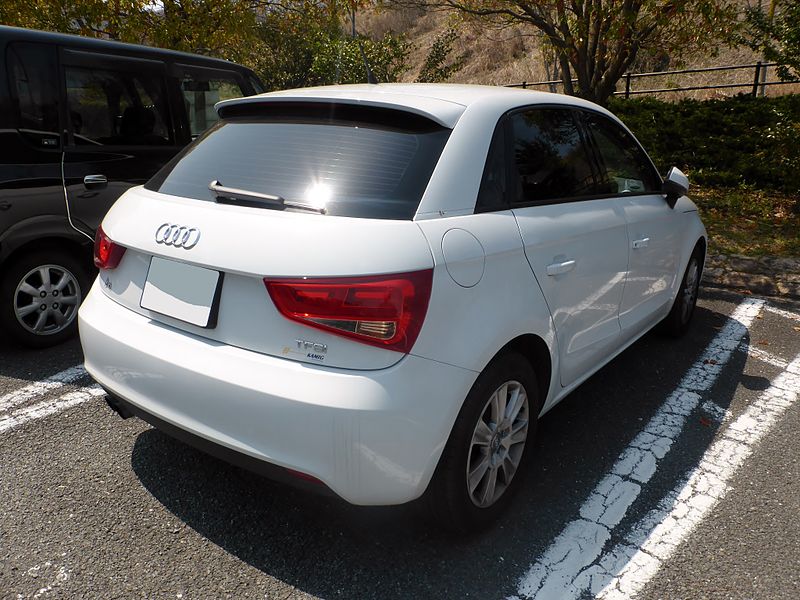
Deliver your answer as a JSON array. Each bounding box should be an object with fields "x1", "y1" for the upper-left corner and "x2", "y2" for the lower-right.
[
  {"x1": 727, "y1": 256, "x2": 763, "y2": 274},
  {"x1": 776, "y1": 281, "x2": 800, "y2": 299}
]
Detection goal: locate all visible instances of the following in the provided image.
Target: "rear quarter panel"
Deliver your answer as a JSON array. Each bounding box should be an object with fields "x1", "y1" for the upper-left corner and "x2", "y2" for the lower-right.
[{"x1": 413, "y1": 212, "x2": 558, "y2": 405}]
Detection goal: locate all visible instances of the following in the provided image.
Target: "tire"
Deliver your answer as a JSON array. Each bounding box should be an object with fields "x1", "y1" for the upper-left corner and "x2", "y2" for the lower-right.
[
  {"x1": 425, "y1": 352, "x2": 541, "y2": 533},
  {"x1": 660, "y1": 246, "x2": 703, "y2": 338},
  {"x1": 0, "y1": 249, "x2": 90, "y2": 348}
]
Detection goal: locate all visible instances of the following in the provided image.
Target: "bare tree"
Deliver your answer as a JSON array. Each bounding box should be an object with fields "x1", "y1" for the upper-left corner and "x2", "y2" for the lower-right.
[{"x1": 389, "y1": 0, "x2": 738, "y2": 104}]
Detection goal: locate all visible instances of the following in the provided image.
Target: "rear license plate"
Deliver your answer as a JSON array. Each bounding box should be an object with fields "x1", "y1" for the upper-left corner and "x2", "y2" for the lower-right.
[{"x1": 141, "y1": 256, "x2": 223, "y2": 328}]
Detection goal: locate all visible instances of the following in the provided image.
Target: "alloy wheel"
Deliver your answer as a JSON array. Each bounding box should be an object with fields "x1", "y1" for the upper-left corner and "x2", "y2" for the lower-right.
[
  {"x1": 466, "y1": 380, "x2": 530, "y2": 508},
  {"x1": 14, "y1": 264, "x2": 82, "y2": 336},
  {"x1": 681, "y1": 258, "x2": 700, "y2": 324}
]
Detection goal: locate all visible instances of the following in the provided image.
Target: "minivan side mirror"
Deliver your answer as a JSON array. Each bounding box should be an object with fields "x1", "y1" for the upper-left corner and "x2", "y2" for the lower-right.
[{"x1": 662, "y1": 167, "x2": 689, "y2": 208}]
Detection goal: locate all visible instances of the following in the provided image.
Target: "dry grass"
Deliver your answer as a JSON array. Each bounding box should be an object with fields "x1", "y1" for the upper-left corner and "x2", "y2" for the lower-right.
[
  {"x1": 693, "y1": 186, "x2": 800, "y2": 257},
  {"x1": 361, "y1": 5, "x2": 800, "y2": 98}
]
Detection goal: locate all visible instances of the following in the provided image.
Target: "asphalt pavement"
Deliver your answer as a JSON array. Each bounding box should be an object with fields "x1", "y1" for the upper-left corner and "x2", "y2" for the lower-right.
[{"x1": 1, "y1": 288, "x2": 798, "y2": 599}]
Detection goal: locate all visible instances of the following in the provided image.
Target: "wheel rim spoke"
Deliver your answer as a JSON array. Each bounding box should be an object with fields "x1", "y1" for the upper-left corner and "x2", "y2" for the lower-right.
[
  {"x1": 60, "y1": 294, "x2": 79, "y2": 306},
  {"x1": 51, "y1": 309, "x2": 67, "y2": 326},
  {"x1": 18, "y1": 282, "x2": 40, "y2": 297},
  {"x1": 33, "y1": 310, "x2": 48, "y2": 332},
  {"x1": 16, "y1": 302, "x2": 41, "y2": 318},
  {"x1": 472, "y1": 420, "x2": 493, "y2": 446},
  {"x1": 492, "y1": 383, "x2": 508, "y2": 425},
  {"x1": 479, "y1": 466, "x2": 498, "y2": 506},
  {"x1": 55, "y1": 272, "x2": 71, "y2": 291},
  {"x1": 468, "y1": 452, "x2": 491, "y2": 494},
  {"x1": 38, "y1": 267, "x2": 51, "y2": 289},
  {"x1": 501, "y1": 455, "x2": 518, "y2": 482},
  {"x1": 509, "y1": 419, "x2": 529, "y2": 444},
  {"x1": 505, "y1": 387, "x2": 526, "y2": 425}
]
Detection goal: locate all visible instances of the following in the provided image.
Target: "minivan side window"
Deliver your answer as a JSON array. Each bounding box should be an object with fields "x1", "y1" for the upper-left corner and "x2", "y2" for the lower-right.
[
  {"x1": 509, "y1": 108, "x2": 597, "y2": 204},
  {"x1": 179, "y1": 71, "x2": 246, "y2": 138},
  {"x1": 583, "y1": 112, "x2": 660, "y2": 194},
  {"x1": 64, "y1": 66, "x2": 172, "y2": 146},
  {"x1": 7, "y1": 42, "x2": 60, "y2": 147}
]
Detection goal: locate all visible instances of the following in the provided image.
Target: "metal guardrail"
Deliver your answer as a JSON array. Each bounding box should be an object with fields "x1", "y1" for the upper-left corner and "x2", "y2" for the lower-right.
[{"x1": 508, "y1": 62, "x2": 800, "y2": 98}]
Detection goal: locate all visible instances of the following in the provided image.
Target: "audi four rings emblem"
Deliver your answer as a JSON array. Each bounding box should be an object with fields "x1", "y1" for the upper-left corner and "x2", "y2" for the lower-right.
[{"x1": 155, "y1": 223, "x2": 201, "y2": 249}]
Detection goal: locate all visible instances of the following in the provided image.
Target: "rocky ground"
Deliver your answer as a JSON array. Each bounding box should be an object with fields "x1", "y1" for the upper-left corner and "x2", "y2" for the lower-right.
[{"x1": 704, "y1": 254, "x2": 800, "y2": 299}]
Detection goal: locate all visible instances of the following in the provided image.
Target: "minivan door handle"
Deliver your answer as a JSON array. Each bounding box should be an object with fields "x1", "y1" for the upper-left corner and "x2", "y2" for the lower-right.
[
  {"x1": 83, "y1": 174, "x2": 108, "y2": 189},
  {"x1": 546, "y1": 259, "x2": 576, "y2": 276},
  {"x1": 632, "y1": 237, "x2": 650, "y2": 249}
]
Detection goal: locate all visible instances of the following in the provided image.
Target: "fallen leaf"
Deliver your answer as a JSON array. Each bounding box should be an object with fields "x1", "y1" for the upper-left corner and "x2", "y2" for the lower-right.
[
  {"x1": 699, "y1": 417, "x2": 712, "y2": 427},
  {"x1": 757, "y1": 339, "x2": 770, "y2": 346},
  {"x1": 794, "y1": 326, "x2": 800, "y2": 332}
]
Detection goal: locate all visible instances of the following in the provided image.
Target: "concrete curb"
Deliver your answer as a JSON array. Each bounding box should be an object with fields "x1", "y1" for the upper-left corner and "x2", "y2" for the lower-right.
[{"x1": 703, "y1": 254, "x2": 800, "y2": 299}]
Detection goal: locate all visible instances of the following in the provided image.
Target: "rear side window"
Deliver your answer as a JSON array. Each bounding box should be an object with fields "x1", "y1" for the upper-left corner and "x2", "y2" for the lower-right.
[
  {"x1": 179, "y1": 70, "x2": 247, "y2": 138},
  {"x1": 146, "y1": 104, "x2": 451, "y2": 220},
  {"x1": 583, "y1": 112, "x2": 660, "y2": 194},
  {"x1": 7, "y1": 42, "x2": 60, "y2": 147},
  {"x1": 65, "y1": 66, "x2": 171, "y2": 146},
  {"x1": 509, "y1": 108, "x2": 597, "y2": 204}
]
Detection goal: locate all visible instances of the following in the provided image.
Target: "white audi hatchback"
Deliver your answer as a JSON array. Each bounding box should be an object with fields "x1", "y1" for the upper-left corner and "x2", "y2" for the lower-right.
[{"x1": 79, "y1": 84, "x2": 705, "y2": 530}]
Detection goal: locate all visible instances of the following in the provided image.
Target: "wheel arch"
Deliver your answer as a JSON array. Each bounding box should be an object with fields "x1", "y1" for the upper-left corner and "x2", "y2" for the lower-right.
[
  {"x1": 1, "y1": 235, "x2": 93, "y2": 277},
  {"x1": 490, "y1": 333, "x2": 553, "y2": 411}
]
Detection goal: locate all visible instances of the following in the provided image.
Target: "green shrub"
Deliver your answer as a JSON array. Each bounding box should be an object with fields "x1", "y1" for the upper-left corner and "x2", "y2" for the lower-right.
[{"x1": 608, "y1": 94, "x2": 800, "y2": 195}]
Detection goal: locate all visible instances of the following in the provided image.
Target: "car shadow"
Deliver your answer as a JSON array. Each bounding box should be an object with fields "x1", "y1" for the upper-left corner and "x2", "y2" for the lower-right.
[
  {"x1": 0, "y1": 336, "x2": 84, "y2": 384},
  {"x1": 129, "y1": 290, "x2": 754, "y2": 599}
]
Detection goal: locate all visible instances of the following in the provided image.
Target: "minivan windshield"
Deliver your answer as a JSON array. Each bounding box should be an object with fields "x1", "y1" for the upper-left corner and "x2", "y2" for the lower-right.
[{"x1": 145, "y1": 104, "x2": 451, "y2": 219}]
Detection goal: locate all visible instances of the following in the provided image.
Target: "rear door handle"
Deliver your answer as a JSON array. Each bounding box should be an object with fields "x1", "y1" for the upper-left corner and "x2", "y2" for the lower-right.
[
  {"x1": 83, "y1": 174, "x2": 108, "y2": 189},
  {"x1": 546, "y1": 259, "x2": 576, "y2": 276},
  {"x1": 632, "y1": 237, "x2": 650, "y2": 249}
]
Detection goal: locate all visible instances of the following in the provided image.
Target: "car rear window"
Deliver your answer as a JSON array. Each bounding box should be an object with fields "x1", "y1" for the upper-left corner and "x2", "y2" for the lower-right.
[{"x1": 145, "y1": 103, "x2": 451, "y2": 220}]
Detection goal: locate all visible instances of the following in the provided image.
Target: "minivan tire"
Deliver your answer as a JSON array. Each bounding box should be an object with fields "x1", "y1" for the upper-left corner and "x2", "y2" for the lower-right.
[
  {"x1": 426, "y1": 352, "x2": 540, "y2": 533},
  {"x1": 0, "y1": 250, "x2": 90, "y2": 348}
]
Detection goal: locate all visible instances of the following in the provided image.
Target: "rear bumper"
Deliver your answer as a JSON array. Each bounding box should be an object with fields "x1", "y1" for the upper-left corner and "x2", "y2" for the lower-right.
[{"x1": 79, "y1": 281, "x2": 478, "y2": 505}]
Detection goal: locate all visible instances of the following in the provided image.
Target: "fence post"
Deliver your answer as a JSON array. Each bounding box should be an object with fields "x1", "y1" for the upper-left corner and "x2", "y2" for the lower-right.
[
  {"x1": 522, "y1": 81, "x2": 527, "y2": 89},
  {"x1": 752, "y1": 61, "x2": 762, "y2": 97},
  {"x1": 625, "y1": 73, "x2": 632, "y2": 99}
]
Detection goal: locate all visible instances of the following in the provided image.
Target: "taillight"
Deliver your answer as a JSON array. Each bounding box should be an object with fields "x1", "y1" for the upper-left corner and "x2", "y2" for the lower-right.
[
  {"x1": 265, "y1": 270, "x2": 433, "y2": 353},
  {"x1": 93, "y1": 226, "x2": 126, "y2": 269}
]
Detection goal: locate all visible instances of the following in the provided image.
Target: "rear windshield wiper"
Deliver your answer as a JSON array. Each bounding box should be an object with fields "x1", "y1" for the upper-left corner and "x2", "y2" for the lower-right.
[{"x1": 209, "y1": 180, "x2": 326, "y2": 214}]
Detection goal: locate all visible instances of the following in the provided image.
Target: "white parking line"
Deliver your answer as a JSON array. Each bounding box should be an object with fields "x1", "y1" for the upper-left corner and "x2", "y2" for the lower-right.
[
  {"x1": 0, "y1": 365, "x2": 87, "y2": 414},
  {"x1": 516, "y1": 297, "x2": 765, "y2": 599},
  {"x1": 765, "y1": 304, "x2": 800, "y2": 322},
  {"x1": 740, "y1": 344, "x2": 789, "y2": 370},
  {"x1": 591, "y1": 351, "x2": 800, "y2": 599},
  {"x1": 0, "y1": 385, "x2": 104, "y2": 434}
]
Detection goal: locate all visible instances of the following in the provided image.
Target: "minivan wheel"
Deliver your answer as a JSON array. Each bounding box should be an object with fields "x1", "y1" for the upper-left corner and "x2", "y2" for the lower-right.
[
  {"x1": 0, "y1": 251, "x2": 89, "y2": 348},
  {"x1": 426, "y1": 352, "x2": 540, "y2": 533},
  {"x1": 660, "y1": 247, "x2": 703, "y2": 338}
]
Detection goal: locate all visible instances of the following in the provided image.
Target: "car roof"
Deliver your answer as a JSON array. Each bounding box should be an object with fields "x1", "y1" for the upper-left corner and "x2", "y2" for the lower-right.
[
  {"x1": 217, "y1": 83, "x2": 615, "y2": 129},
  {"x1": 0, "y1": 25, "x2": 250, "y2": 72}
]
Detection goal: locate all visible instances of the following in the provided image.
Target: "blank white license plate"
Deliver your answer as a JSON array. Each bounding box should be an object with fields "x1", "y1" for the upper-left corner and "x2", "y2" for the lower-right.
[{"x1": 141, "y1": 256, "x2": 222, "y2": 328}]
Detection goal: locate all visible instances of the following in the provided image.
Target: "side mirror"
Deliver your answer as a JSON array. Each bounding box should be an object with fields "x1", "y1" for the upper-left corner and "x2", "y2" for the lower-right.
[{"x1": 662, "y1": 167, "x2": 689, "y2": 208}]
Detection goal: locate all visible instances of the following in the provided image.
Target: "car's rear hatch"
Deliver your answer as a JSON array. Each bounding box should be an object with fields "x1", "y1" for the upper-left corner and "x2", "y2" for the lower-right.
[{"x1": 95, "y1": 101, "x2": 454, "y2": 370}]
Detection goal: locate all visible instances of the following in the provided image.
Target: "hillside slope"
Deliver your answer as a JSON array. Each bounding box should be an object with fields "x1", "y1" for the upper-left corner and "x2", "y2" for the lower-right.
[{"x1": 361, "y1": 6, "x2": 791, "y2": 98}]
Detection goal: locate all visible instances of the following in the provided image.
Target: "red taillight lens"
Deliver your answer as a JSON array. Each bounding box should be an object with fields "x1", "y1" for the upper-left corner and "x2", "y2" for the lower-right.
[
  {"x1": 265, "y1": 270, "x2": 433, "y2": 353},
  {"x1": 93, "y1": 226, "x2": 126, "y2": 269}
]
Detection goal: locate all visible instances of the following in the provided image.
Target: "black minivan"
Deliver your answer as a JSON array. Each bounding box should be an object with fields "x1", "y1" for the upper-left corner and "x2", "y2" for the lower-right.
[{"x1": 0, "y1": 26, "x2": 263, "y2": 347}]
